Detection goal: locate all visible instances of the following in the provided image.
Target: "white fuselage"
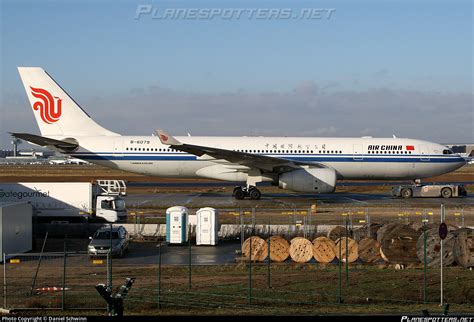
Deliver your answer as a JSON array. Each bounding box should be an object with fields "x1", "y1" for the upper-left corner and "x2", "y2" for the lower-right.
[{"x1": 63, "y1": 135, "x2": 466, "y2": 183}]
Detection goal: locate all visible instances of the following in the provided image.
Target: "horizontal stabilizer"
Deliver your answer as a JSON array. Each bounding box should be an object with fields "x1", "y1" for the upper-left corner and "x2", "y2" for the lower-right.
[{"x1": 10, "y1": 132, "x2": 78, "y2": 152}]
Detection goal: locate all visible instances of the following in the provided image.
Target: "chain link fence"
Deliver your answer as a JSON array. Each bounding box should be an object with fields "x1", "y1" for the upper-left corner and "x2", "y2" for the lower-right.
[{"x1": 0, "y1": 203, "x2": 472, "y2": 315}]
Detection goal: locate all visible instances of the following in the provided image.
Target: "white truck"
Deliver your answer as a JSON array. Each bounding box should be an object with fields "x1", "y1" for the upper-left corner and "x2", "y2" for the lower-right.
[{"x1": 0, "y1": 180, "x2": 127, "y2": 222}]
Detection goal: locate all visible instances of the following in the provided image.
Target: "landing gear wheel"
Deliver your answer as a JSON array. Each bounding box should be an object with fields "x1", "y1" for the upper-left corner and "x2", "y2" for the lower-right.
[
  {"x1": 233, "y1": 188, "x2": 246, "y2": 200},
  {"x1": 441, "y1": 187, "x2": 452, "y2": 198},
  {"x1": 401, "y1": 188, "x2": 412, "y2": 198},
  {"x1": 249, "y1": 188, "x2": 261, "y2": 200}
]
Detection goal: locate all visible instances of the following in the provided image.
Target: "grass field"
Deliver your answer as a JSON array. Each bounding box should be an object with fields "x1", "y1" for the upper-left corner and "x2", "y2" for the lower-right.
[{"x1": 4, "y1": 260, "x2": 474, "y2": 316}]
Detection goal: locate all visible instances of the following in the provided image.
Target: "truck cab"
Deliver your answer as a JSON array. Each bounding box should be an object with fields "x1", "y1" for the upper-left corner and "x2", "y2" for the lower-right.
[
  {"x1": 94, "y1": 180, "x2": 128, "y2": 223},
  {"x1": 96, "y1": 196, "x2": 127, "y2": 222}
]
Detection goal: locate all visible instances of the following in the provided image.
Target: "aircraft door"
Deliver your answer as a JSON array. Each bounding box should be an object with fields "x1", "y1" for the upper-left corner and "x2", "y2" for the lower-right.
[
  {"x1": 353, "y1": 144, "x2": 364, "y2": 160},
  {"x1": 419, "y1": 145, "x2": 430, "y2": 161},
  {"x1": 200, "y1": 213, "x2": 211, "y2": 244},
  {"x1": 113, "y1": 139, "x2": 123, "y2": 157}
]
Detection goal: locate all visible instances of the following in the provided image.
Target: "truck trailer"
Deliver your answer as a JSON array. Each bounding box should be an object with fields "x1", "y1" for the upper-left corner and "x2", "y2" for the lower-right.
[{"x1": 0, "y1": 180, "x2": 127, "y2": 222}]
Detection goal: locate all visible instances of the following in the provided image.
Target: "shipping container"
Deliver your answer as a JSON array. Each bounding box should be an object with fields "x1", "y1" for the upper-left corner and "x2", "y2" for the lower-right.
[{"x1": 0, "y1": 202, "x2": 32, "y2": 261}]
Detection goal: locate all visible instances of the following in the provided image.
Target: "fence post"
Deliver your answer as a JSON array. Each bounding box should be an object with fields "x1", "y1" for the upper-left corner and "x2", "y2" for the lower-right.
[
  {"x1": 157, "y1": 243, "x2": 162, "y2": 309},
  {"x1": 108, "y1": 224, "x2": 113, "y2": 289},
  {"x1": 248, "y1": 235, "x2": 252, "y2": 305},
  {"x1": 30, "y1": 232, "x2": 49, "y2": 296},
  {"x1": 308, "y1": 207, "x2": 312, "y2": 237},
  {"x1": 345, "y1": 217, "x2": 349, "y2": 286},
  {"x1": 338, "y1": 238, "x2": 342, "y2": 304},
  {"x1": 62, "y1": 235, "x2": 67, "y2": 310},
  {"x1": 366, "y1": 208, "x2": 370, "y2": 238},
  {"x1": 423, "y1": 221, "x2": 427, "y2": 304},
  {"x1": 440, "y1": 203, "x2": 445, "y2": 306},
  {"x1": 3, "y1": 253, "x2": 6, "y2": 309},
  {"x1": 267, "y1": 221, "x2": 271, "y2": 289},
  {"x1": 252, "y1": 207, "x2": 256, "y2": 232},
  {"x1": 188, "y1": 227, "x2": 192, "y2": 289},
  {"x1": 240, "y1": 211, "x2": 244, "y2": 250}
]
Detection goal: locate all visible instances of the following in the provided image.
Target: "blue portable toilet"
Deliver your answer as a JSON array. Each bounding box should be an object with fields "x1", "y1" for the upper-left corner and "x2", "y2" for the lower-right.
[{"x1": 166, "y1": 206, "x2": 189, "y2": 244}]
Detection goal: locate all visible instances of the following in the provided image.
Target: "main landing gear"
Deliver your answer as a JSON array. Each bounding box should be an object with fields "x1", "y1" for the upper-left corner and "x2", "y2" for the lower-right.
[{"x1": 233, "y1": 186, "x2": 261, "y2": 200}]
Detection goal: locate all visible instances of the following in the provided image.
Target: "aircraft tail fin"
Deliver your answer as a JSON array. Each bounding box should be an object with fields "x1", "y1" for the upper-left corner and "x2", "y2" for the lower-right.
[{"x1": 17, "y1": 67, "x2": 119, "y2": 137}]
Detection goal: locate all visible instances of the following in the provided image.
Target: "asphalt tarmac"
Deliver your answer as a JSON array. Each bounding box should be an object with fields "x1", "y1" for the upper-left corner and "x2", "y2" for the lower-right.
[
  {"x1": 100, "y1": 241, "x2": 241, "y2": 266},
  {"x1": 125, "y1": 190, "x2": 474, "y2": 209}
]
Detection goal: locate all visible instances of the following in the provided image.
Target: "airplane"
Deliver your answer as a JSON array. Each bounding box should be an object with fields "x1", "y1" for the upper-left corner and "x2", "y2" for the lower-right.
[{"x1": 11, "y1": 67, "x2": 468, "y2": 200}]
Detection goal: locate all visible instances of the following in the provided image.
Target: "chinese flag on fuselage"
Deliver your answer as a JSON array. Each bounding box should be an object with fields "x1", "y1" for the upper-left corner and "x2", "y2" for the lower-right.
[{"x1": 406, "y1": 145, "x2": 415, "y2": 151}]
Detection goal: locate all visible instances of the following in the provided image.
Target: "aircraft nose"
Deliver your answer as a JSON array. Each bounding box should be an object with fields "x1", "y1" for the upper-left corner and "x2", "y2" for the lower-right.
[{"x1": 455, "y1": 155, "x2": 468, "y2": 168}]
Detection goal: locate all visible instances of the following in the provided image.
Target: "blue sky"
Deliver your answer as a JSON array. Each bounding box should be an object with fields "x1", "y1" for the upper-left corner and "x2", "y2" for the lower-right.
[{"x1": 0, "y1": 0, "x2": 472, "y2": 147}]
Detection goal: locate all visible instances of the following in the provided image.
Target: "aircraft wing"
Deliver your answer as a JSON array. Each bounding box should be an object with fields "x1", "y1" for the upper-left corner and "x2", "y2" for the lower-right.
[
  {"x1": 9, "y1": 132, "x2": 78, "y2": 152},
  {"x1": 155, "y1": 129, "x2": 326, "y2": 173}
]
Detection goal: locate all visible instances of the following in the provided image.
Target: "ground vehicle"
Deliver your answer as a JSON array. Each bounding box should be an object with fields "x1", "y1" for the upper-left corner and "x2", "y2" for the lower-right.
[
  {"x1": 0, "y1": 180, "x2": 127, "y2": 222},
  {"x1": 391, "y1": 183, "x2": 467, "y2": 198},
  {"x1": 88, "y1": 225, "x2": 130, "y2": 257}
]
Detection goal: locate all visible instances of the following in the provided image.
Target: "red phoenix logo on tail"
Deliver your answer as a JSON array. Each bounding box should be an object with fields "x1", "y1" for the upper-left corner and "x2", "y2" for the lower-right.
[
  {"x1": 159, "y1": 134, "x2": 169, "y2": 142},
  {"x1": 30, "y1": 86, "x2": 62, "y2": 124}
]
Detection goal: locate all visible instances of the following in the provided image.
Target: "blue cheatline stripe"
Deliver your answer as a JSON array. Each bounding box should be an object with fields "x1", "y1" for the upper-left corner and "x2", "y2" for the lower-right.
[
  {"x1": 70, "y1": 153, "x2": 464, "y2": 163},
  {"x1": 72, "y1": 151, "x2": 455, "y2": 158}
]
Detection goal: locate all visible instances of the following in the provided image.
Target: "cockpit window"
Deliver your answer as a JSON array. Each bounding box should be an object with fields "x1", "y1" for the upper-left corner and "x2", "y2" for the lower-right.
[{"x1": 443, "y1": 149, "x2": 453, "y2": 155}]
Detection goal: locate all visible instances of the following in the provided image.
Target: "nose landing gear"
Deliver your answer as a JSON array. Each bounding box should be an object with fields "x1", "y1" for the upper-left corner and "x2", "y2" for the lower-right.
[{"x1": 233, "y1": 186, "x2": 261, "y2": 200}]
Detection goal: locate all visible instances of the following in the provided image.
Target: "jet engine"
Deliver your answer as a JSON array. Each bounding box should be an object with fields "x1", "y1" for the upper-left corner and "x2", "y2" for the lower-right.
[{"x1": 278, "y1": 167, "x2": 337, "y2": 193}]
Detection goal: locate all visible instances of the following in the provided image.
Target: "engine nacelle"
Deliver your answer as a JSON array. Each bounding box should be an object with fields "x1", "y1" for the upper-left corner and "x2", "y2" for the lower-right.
[{"x1": 278, "y1": 167, "x2": 337, "y2": 193}]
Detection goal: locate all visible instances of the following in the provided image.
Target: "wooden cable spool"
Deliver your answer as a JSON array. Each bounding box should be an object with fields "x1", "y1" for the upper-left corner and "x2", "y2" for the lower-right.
[
  {"x1": 328, "y1": 226, "x2": 351, "y2": 241},
  {"x1": 353, "y1": 223, "x2": 383, "y2": 241},
  {"x1": 378, "y1": 223, "x2": 418, "y2": 264},
  {"x1": 334, "y1": 237, "x2": 358, "y2": 263},
  {"x1": 453, "y1": 228, "x2": 474, "y2": 268},
  {"x1": 267, "y1": 236, "x2": 290, "y2": 262},
  {"x1": 290, "y1": 236, "x2": 305, "y2": 243},
  {"x1": 289, "y1": 237, "x2": 313, "y2": 263},
  {"x1": 242, "y1": 236, "x2": 268, "y2": 262},
  {"x1": 358, "y1": 237, "x2": 382, "y2": 263},
  {"x1": 312, "y1": 237, "x2": 336, "y2": 263},
  {"x1": 416, "y1": 228, "x2": 456, "y2": 267}
]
